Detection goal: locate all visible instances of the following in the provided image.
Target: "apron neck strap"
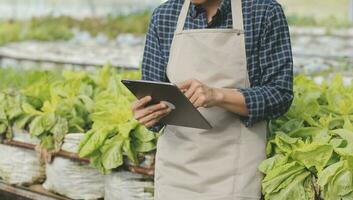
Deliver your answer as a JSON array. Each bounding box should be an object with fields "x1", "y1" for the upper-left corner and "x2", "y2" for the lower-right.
[{"x1": 175, "y1": 0, "x2": 244, "y2": 34}]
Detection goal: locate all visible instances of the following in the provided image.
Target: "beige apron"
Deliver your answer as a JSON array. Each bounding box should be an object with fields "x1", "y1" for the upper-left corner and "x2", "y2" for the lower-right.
[{"x1": 155, "y1": 0, "x2": 267, "y2": 199}]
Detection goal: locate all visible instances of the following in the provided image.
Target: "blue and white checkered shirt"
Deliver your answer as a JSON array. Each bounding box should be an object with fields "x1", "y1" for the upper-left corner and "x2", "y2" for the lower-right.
[{"x1": 142, "y1": 0, "x2": 293, "y2": 127}]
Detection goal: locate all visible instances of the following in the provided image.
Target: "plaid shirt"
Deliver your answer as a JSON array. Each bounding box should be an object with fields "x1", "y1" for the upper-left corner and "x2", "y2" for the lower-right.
[{"x1": 142, "y1": 0, "x2": 293, "y2": 127}]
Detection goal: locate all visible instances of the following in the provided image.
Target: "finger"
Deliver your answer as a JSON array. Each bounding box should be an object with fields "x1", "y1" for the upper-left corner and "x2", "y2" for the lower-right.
[
  {"x1": 184, "y1": 82, "x2": 200, "y2": 99},
  {"x1": 134, "y1": 103, "x2": 167, "y2": 120},
  {"x1": 132, "y1": 96, "x2": 152, "y2": 111},
  {"x1": 194, "y1": 96, "x2": 207, "y2": 108},
  {"x1": 160, "y1": 101, "x2": 176, "y2": 110},
  {"x1": 177, "y1": 79, "x2": 194, "y2": 90},
  {"x1": 190, "y1": 93, "x2": 199, "y2": 104},
  {"x1": 143, "y1": 108, "x2": 171, "y2": 127},
  {"x1": 134, "y1": 104, "x2": 165, "y2": 120},
  {"x1": 144, "y1": 119, "x2": 158, "y2": 128},
  {"x1": 157, "y1": 109, "x2": 172, "y2": 119},
  {"x1": 132, "y1": 96, "x2": 152, "y2": 110},
  {"x1": 189, "y1": 88, "x2": 203, "y2": 104},
  {"x1": 139, "y1": 107, "x2": 171, "y2": 124}
]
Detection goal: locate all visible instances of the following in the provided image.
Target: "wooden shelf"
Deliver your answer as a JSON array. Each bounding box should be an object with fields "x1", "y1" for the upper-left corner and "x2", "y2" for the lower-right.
[
  {"x1": 0, "y1": 139, "x2": 155, "y2": 199},
  {"x1": 0, "y1": 181, "x2": 70, "y2": 200},
  {"x1": 1, "y1": 139, "x2": 155, "y2": 176},
  {"x1": 2, "y1": 140, "x2": 90, "y2": 163}
]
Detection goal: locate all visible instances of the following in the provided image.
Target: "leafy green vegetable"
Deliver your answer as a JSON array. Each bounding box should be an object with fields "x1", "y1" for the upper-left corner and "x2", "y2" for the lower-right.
[
  {"x1": 23, "y1": 69, "x2": 98, "y2": 150},
  {"x1": 77, "y1": 66, "x2": 157, "y2": 173},
  {"x1": 318, "y1": 159, "x2": 353, "y2": 200},
  {"x1": 260, "y1": 75, "x2": 353, "y2": 199},
  {"x1": 291, "y1": 143, "x2": 333, "y2": 172},
  {"x1": 0, "y1": 66, "x2": 156, "y2": 174},
  {"x1": 78, "y1": 126, "x2": 116, "y2": 158},
  {"x1": 0, "y1": 13, "x2": 151, "y2": 46},
  {"x1": 78, "y1": 83, "x2": 158, "y2": 173},
  {"x1": 101, "y1": 135, "x2": 124, "y2": 171}
]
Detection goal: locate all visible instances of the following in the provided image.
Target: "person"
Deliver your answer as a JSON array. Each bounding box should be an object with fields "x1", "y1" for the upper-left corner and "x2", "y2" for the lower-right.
[{"x1": 132, "y1": 0, "x2": 293, "y2": 199}]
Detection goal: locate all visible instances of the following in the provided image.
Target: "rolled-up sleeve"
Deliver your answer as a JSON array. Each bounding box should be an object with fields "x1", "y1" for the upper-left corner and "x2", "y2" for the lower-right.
[{"x1": 238, "y1": 3, "x2": 293, "y2": 127}]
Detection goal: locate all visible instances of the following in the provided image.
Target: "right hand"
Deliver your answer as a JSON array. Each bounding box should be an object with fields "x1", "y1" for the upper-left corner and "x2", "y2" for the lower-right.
[{"x1": 132, "y1": 96, "x2": 172, "y2": 128}]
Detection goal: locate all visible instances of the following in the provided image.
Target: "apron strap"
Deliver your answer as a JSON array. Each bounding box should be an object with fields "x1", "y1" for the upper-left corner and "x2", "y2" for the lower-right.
[
  {"x1": 231, "y1": 0, "x2": 244, "y2": 31},
  {"x1": 175, "y1": 0, "x2": 191, "y2": 34},
  {"x1": 175, "y1": 0, "x2": 244, "y2": 34}
]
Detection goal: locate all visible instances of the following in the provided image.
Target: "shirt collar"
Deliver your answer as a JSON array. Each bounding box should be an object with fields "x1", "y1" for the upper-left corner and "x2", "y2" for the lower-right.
[{"x1": 190, "y1": 0, "x2": 231, "y2": 19}]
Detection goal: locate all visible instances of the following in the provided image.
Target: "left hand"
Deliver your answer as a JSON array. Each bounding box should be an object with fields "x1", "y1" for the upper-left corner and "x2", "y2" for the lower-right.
[{"x1": 178, "y1": 79, "x2": 222, "y2": 108}]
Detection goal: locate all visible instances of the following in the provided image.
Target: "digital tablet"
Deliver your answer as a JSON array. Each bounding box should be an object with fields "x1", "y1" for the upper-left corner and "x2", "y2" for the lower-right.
[{"x1": 121, "y1": 79, "x2": 212, "y2": 130}]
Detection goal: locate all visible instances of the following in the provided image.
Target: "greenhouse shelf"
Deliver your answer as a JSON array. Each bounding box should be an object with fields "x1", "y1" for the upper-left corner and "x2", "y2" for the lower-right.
[
  {"x1": 1, "y1": 139, "x2": 155, "y2": 177},
  {"x1": 2, "y1": 140, "x2": 90, "y2": 163},
  {"x1": 0, "y1": 52, "x2": 139, "y2": 70},
  {"x1": 0, "y1": 41, "x2": 144, "y2": 70},
  {"x1": 0, "y1": 180, "x2": 70, "y2": 200}
]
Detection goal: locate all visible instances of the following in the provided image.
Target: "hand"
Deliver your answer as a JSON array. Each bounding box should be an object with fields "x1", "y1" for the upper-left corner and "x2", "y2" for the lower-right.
[
  {"x1": 132, "y1": 96, "x2": 172, "y2": 128},
  {"x1": 178, "y1": 79, "x2": 222, "y2": 108}
]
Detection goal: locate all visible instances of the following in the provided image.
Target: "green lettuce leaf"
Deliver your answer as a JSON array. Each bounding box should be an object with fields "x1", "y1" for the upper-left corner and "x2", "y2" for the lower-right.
[
  {"x1": 291, "y1": 143, "x2": 333, "y2": 172},
  {"x1": 101, "y1": 135, "x2": 124, "y2": 172}
]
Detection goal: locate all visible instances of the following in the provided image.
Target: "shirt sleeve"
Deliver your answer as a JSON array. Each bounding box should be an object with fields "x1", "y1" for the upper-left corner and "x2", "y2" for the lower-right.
[
  {"x1": 141, "y1": 11, "x2": 167, "y2": 82},
  {"x1": 141, "y1": 10, "x2": 167, "y2": 132},
  {"x1": 238, "y1": 3, "x2": 294, "y2": 127}
]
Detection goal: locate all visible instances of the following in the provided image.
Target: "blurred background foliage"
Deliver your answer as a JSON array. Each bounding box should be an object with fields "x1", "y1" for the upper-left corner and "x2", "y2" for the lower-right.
[
  {"x1": 279, "y1": 0, "x2": 352, "y2": 28},
  {"x1": 0, "y1": 0, "x2": 351, "y2": 46}
]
